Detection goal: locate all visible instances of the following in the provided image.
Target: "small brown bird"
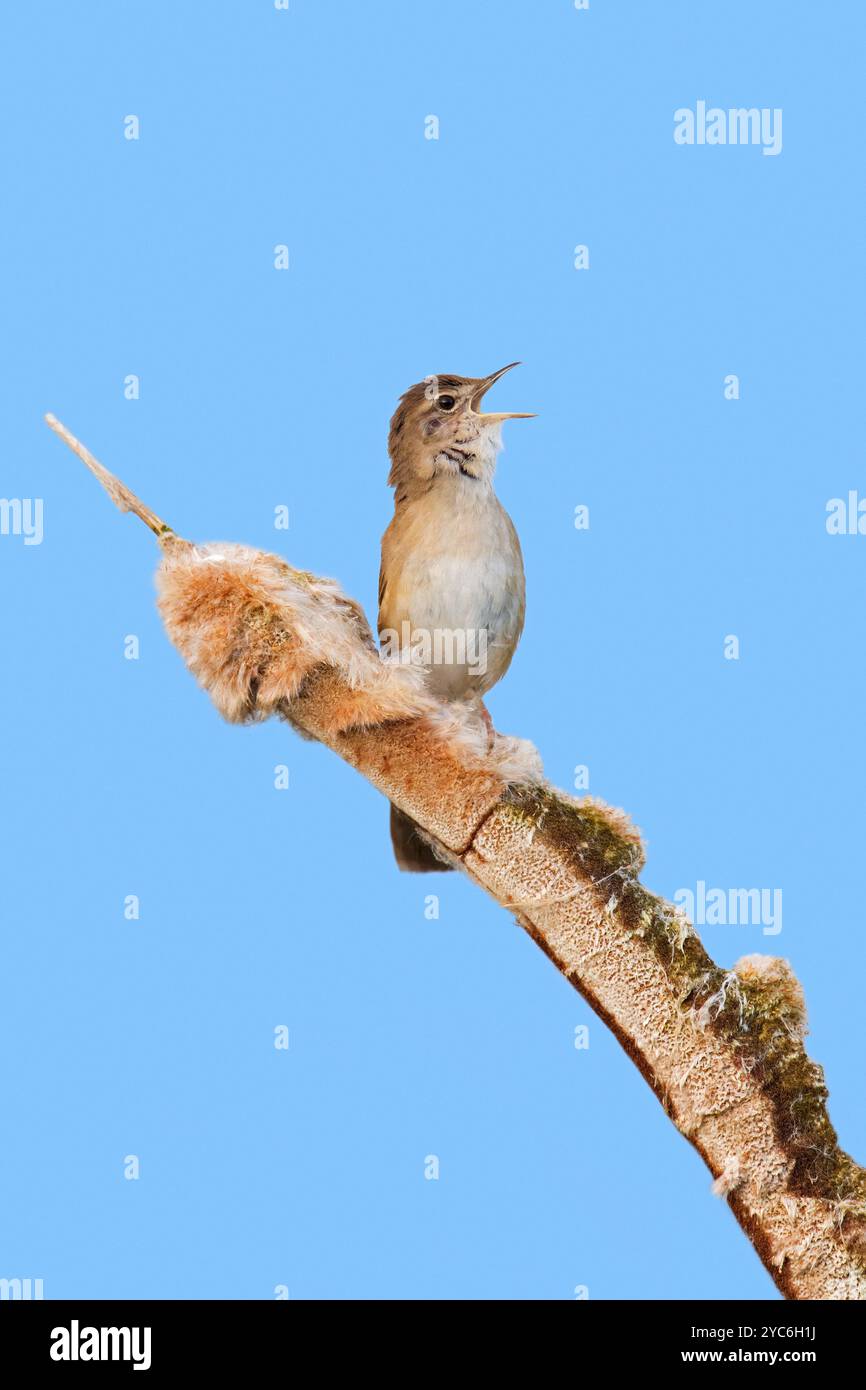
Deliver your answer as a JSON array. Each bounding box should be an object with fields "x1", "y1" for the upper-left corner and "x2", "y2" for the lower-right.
[{"x1": 379, "y1": 363, "x2": 534, "y2": 871}]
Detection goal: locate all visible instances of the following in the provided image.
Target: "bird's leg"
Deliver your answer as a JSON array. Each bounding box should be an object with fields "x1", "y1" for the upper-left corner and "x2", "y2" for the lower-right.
[{"x1": 479, "y1": 699, "x2": 495, "y2": 753}]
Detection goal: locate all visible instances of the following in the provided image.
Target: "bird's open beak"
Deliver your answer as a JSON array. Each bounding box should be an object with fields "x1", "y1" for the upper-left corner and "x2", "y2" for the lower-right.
[{"x1": 472, "y1": 361, "x2": 536, "y2": 421}]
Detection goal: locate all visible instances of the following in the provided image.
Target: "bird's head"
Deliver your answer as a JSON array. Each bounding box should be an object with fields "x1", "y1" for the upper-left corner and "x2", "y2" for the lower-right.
[{"x1": 387, "y1": 362, "x2": 534, "y2": 497}]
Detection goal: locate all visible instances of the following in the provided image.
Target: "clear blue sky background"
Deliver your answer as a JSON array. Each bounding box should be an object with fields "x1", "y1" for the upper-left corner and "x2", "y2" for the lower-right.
[{"x1": 2, "y1": 1, "x2": 863, "y2": 1300}]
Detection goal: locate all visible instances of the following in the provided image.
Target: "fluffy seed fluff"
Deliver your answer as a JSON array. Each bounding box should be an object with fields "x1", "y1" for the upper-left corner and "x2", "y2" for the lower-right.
[
  {"x1": 155, "y1": 539, "x2": 545, "y2": 782},
  {"x1": 711, "y1": 1154, "x2": 742, "y2": 1198}
]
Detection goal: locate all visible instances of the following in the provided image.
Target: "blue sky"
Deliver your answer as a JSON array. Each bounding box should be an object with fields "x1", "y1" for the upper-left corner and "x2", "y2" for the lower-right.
[{"x1": 2, "y1": 1, "x2": 863, "y2": 1299}]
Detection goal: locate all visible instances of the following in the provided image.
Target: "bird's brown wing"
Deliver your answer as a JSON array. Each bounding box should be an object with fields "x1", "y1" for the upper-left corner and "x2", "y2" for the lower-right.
[
  {"x1": 377, "y1": 559, "x2": 387, "y2": 637},
  {"x1": 378, "y1": 512, "x2": 403, "y2": 638}
]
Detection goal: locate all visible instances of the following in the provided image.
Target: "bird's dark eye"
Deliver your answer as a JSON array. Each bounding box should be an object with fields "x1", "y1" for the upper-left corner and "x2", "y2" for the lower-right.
[{"x1": 437, "y1": 394, "x2": 456, "y2": 412}]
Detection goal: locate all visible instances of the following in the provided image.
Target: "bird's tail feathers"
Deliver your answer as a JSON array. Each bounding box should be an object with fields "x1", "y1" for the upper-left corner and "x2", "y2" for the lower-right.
[{"x1": 389, "y1": 803, "x2": 454, "y2": 873}]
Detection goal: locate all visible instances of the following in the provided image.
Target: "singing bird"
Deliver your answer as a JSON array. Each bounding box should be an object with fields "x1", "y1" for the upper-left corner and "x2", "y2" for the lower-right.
[{"x1": 378, "y1": 363, "x2": 534, "y2": 871}]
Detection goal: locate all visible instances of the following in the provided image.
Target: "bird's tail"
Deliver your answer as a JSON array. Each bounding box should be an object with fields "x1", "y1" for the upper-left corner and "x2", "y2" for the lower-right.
[{"x1": 389, "y1": 803, "x2": 453, "y2": 873}]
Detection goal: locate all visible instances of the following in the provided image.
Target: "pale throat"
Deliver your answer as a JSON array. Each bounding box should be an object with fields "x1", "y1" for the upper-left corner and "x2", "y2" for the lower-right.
[{"x1": 430, "y1": 419, "x2": 503, "y2": 484}]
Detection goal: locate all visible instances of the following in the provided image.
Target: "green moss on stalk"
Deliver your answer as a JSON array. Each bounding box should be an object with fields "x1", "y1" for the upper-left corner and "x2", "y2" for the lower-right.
[{"x1": 505, "y1": 786, "x2": 866, "y2": 1233}]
